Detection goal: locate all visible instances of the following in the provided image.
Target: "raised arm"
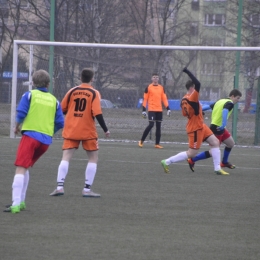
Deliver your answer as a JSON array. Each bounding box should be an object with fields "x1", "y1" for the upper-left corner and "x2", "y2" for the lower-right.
[{"x1": 183, "y1": 68, "x2": 200, "y2": 92}]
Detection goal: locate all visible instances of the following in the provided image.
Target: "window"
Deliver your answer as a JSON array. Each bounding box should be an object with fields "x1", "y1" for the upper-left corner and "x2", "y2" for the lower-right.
[
  {"x1": 204, "y1": 14, "x2": 225, "y2": 26},
  {"x1": 14, "y1": 0, "x2": 29, "y2": 8},
  {"x1": 201, "y1": 63, "x2": 222, "y2": 75},
  {"x1": 0, "y1": 0, "x2": 8, "y2": 5},
  {"x1": 204, "y1": 38, "x2": 224, "y2": 46},
  {"x1": 250, "y1": 14, "x2": 260, "y2": 27},
  {"x1": 190, "y1": 22, "x2": 198, "y2": 36},
  {"x1": 192, "y1": 0, "x2": 199, "y2": 11},
  {"x1": 0, "y1": 8, "x2": 9, "y2": 24}
]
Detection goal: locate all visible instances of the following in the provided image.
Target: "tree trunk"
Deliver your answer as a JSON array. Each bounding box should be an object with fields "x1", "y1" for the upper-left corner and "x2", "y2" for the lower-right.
[{"x1": 243, "y1": 88, "x2": 253, "y2": 113}]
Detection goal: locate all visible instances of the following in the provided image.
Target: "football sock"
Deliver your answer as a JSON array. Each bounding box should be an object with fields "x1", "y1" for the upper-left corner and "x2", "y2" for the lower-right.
[
  {"x1": 12, "y1": 174, "x2": 24, "y2": 206},
  {"x1": 84, "y1": 162, "x2": 97, "y2": 191},
  {"x1": 56, "y1": 160, "x2": 69, "y2": 190},
  {"x1": 166, "y1": 151, "x2": 188, "y2": 165},
  {"x1": 21, "y1": 170, "x2": 29, "y2": 202},
  {"x1": 192, "y1": 151, "x2": 211, "y2": 162},
  {"x1": 210, "y1": 147, "x2": 221, "y2": 171},
  {"x1": 222, "y1": 147, "x2": 232, "y2": 163}
]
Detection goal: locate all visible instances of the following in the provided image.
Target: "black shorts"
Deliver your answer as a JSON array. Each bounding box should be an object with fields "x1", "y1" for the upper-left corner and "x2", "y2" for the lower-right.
[{"x1": 148, "y1": 111, "x2": 163, "y2": 121}]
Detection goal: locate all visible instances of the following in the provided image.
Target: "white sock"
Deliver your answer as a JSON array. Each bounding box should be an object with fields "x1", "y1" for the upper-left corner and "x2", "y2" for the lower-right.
[
  {"x1": 84, "y1": 163, "x2": 97, "y2": 191},
  {"x1": 12, "y1": 174, "x2": 24, "y2": 206},
  {"x1": 166, "y1": 151, "x2": 188, "y2": 165},
  {"x1": 210, "y1": 147, "x2": 221, "y2": 171},
  {"x1": 21, "y1": 170, "x2": 29, "y2": 202},
  {"x1": 56, "y1": 160, "x2": 69, "y2": 190}
]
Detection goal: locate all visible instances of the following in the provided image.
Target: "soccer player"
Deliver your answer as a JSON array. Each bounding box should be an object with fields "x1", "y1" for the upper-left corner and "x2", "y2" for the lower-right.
[
  {"x1": 138, "y1": 72, "x2": 171, "y2": 149},
  {"x1": 4, "y1": 70, "x2": 64, "y2": 213},
  {"x1": 50, "y1": 68, "x2": 110, "y2": 198},
  {"x1": 187, "y1": 89, "x2": 242, "y2": 172},
  {"x1": 161, "y1": 67, "x2": 229, "y2": 175}
]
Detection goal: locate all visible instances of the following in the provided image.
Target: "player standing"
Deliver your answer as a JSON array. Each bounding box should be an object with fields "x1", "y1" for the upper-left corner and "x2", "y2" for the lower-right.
[
  {"x1": 187, "y1": 89, "x2": 242, "y2": 171},
  {"x1": 161, "y1": 67, "x2": 229, "y2": 175},
  {"x1": 138, "y1": 72, "x2": 171, "y2": 149},
  {"x1": 4, "y1": 70, "x2": 64, "y2": 213},
  {"x1": 50, "y1": 68, "x2": 110, "y2": 197}
]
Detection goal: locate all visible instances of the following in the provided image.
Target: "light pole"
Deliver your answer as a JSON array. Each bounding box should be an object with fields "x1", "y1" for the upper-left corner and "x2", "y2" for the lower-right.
[
  {"x1": 48, "y1": 0, "x2": 55, "y2": 94},
  {"x1": 232, "y1": 0, "x2": 243, "y2": 143}
]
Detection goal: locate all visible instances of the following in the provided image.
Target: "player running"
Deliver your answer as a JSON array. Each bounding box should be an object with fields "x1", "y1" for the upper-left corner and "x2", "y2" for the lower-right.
[
  {"x1": 50, "y1": 68, "x2": 110, "y2": 198},
  {"x1": 138, "y1": 72, "x2": 171, "y2": 149},
  {"x1": 4, "y1": 70, "x2": 64, "y2": 213},
  {"x1": 161, "y1": 67, "x2": 229, "y2": 175},
  {"x1": 187, "y1": 89, "x2": 242, "y2": 172}
]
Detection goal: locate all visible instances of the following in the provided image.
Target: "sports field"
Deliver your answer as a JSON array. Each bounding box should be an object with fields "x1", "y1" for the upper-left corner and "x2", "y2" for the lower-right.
[{"x1": 1, "y1": 137, "x2": 260, "y2": 260}]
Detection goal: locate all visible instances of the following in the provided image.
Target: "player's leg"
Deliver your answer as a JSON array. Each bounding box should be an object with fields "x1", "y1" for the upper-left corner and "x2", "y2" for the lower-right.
[
  {"x1": 139, "y1": 112, "x2": 155, "y2": 147},
  {"x1": 154, "y1": 112, "x2": 163, "y2": 148},
  {"x1": 82, "y1": 139, "x2": 100, "y2": 197},
  {"x1": 4, "y1": 135, "x2": 38, "y2": 213},
  {"x1": 20, "y1": 169, "x2": 29, "y2": 210},
  {"x1": 206, "y1": 134, "x2": 229, "y2": 175},
  {"x1": 220, "y1": 130, "x2": 235, "y2": 169},
  {"x1": 161, "y1": 132, "x2": 198, "y2": 173},
  {"x1": 50, "y1": 140, "x2": 78, "y2": 196},
  {"x1": 187, "y1": 151, "x2": 211, "y2": 172}
]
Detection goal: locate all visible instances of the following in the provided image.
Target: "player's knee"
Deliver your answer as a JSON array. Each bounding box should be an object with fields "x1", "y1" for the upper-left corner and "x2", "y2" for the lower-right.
[{"x1": 149, "y1": 121, "x2": 155, "y2": 128}]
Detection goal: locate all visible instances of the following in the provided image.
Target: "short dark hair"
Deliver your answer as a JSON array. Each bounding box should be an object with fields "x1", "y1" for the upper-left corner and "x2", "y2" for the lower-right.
[
  {"x1": 185, "y1": 80, "x2": 194, "y2": 90},
  {"x1": 32, "y1": 69, "x2": 50, "y2": 88},
  {"x1": 229, "y1": 89, "x2": 242, "y2": 97},
  {"x1": 152, "y1": 72, "x2": 159, "y2": 76},
  {"x1": 81, "y1": 68, "x2": 94, "y2": 83}
]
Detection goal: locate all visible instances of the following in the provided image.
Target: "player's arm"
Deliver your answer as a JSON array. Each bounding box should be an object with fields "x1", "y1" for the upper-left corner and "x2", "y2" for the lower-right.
[
  {"x1": 183, "y1": 67, "x2": 201, "y2": 92},
  {"x1": 217, "y1": 102, "x2": 234, "y2": 131},
  {"x1": 15, "y1": 91, "x2": 31, "y2": 134},
  {"x1": 161, "y1": 87, "x2": 171, "y2": 114},
  {"x1": 96, "y1": 114, "x2": 110, "y2": 137},
  {"x1": 54, "y1": 101, "x2": 64, "y2": 133},
  {"x1": 142, "y1": 87, "x2": 149, "y2": 118},
  {"x1": 202, "y1": 102, "x2": 215, "y2": 111}
]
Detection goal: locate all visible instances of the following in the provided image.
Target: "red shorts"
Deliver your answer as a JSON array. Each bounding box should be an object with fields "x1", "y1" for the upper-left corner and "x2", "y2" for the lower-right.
[
  {"x1": 215, "y1": 129, "x2": 231, "y2": 144},
  {"x1": 188, "y1": 124, "x2": 213, "y2": 150},
  {"x1": 14, "y1": 135, "x2": 49, "y2": 168},
  {"x1": 62, "y1": 138, "x2": 99, "y2": 151}
]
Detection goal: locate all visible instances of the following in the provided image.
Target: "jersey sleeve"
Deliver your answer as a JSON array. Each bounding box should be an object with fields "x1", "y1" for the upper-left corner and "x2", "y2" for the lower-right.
[
  {"x1": 142, "y1": 86, "x2": 149, "y2": 108},
  {"x1": 92, "y1": 90, "x2": 103, "y2": 117},
  {"x1": 161, "y1": 87, "x2": 169, "y2": 108},
  {"x1": 223, "y1": 101, "x2": 234, "y2": 111}
]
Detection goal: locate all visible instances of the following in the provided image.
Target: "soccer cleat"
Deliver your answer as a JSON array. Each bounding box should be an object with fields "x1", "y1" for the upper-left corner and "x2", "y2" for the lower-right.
[
  {"x1": 155, "y1": 144, "x2": 163, "y2": 149},
  {"x1": 5, "y1": 201, "x2": 26, "y2": 210},
  {"x1": 215, "y1": 169, "x2": 230, "y2": 175},
  {"x1": 20, "y1": 201, "x2": 26, "y2": 210},
  {"x1": 187, "y1": 158, "x2": 195, "y2": 172},
  {"x1": 220, "y1": 162, "x2": 235, "y2": 169},
  {"x1": 161, "y1": 159, "x2": 170, "y2": 173},
  {"x1": 3, "y1": 205, "x2": 20, "y2": 213},
  {"x1": 49, "y1": 188, "x2": 64, "y2": 196},
  {"x1": 138, "y1": 141, "x2": 143, "y2": 148},
  {"x1": 82, "y1": 190, "x2": 101, "y2": 198}
]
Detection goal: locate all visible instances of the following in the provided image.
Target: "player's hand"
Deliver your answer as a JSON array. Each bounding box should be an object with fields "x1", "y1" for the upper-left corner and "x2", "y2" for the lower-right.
[
  {"x1": 105, "y1": 130, "x2": 110, "y2": 138},
  {"x1": 142, "y1": 111, "x2": 147, "y2": 118},
  {"x1": 183, "y1": 67, "x2": 188, "y2": 73},
  {"x1": 167, "y1": 110, "x2": 171, "y2": 117},
  {"x1": 14, "y1": 125, "x2": 20, "y2": 135},
  {"x1": 217, "y1": 125, "x2": 225, "y2": 131}
]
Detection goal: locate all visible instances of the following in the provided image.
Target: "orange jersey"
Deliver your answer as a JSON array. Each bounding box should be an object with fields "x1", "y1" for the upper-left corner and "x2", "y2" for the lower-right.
[
  {"x1": 181, "y1": 89, "x2": 204, "y2": 133},
  {"x1": 61, "y1": 83, "x2": 102, "y2": 140},
  {"x1": 142, "y1": 84, "x2": 169, "y2": 112}
]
